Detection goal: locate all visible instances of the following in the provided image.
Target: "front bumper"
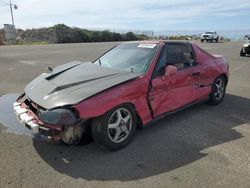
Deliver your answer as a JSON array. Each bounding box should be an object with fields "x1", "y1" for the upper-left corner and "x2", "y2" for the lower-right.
[
  {"x1": 201, "y1": 35, "x2": 213, "y2": 40},
  {"x1": 13, "y1": 102, "x2": 60, "y2": 136},
  {"x1": 201, "y1": 37, "x2": 212, "y2": 40}
]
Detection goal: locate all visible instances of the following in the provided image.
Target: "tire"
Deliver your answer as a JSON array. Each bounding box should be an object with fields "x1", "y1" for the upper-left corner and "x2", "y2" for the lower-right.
[
  {"x1": 240, "y1": 49, "x2": 246, "y2": 56},
  {"x1": 91, "y1": 104, "x2": 137, "y2": 150},
  {"x1": 208, "y1": 76, "x2": 226, "y2": 105},
  {"x1": 60, "y1": 122, "x2": 84, "y2": 146},
  {"x1": 215, "y1": 38, "x2": 218, "y2": 43},
  {"x1": 201, "y1": 39, "x2": 204, "y2": 43}
]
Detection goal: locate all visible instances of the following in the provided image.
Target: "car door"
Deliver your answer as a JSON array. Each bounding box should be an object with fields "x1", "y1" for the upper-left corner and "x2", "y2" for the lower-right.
[{"x1": 148, "y1": 43, "x2": 202, "y2": 117}]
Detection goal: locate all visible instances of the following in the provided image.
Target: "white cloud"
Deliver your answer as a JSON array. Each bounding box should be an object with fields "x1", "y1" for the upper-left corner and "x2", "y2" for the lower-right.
[{"x1": 0, "y1": 0, "x2": 249, "y2": 30}]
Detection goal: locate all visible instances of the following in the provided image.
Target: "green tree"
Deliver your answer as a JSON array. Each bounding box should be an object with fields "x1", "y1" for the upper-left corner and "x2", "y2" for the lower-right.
[{"x1": 124, "y1": 32, "x2": 137, "y2": 41}]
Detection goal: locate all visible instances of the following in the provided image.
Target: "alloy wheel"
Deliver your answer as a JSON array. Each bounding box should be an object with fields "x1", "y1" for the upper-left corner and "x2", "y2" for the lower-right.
[
  {"x1": 214, "y1": 78, "x2": 225, "y2": 100},
  {"x1": 107, "y1": 108, "x2": 132, "y2": 143}
]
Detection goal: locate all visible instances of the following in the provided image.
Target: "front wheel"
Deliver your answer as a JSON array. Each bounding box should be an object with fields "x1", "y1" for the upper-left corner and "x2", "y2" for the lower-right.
[
  {"x1": 208, "y1": 76, "x2": 226, "y2": 105},
  {"x1": 240, "y1": 49, "x2": 246, "y2": 56},
  {"x1": 91, "y1": 104, "x2": 137, "y2": 150}
]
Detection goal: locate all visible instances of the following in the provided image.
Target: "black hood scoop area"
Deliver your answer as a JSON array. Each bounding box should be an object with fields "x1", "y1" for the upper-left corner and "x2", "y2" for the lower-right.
[{"x1": 46, "y1": 64, "x2": 80, "y2": 81}]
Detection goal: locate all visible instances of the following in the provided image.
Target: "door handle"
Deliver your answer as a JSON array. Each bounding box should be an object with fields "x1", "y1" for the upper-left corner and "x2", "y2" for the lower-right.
[{"x1": 192, "y1": 72, "x2": 200, "y2": 77}]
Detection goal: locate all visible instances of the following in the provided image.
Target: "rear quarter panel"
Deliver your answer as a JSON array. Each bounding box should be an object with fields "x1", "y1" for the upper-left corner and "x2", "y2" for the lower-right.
[{"x1": 192, "y1": 43, "x2": 229, "y2": 86}]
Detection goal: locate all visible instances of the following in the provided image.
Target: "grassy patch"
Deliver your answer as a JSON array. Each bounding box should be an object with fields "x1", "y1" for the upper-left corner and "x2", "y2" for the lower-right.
[{"x1": 5, "y1": 41, "x2": 49, "y2": 46}]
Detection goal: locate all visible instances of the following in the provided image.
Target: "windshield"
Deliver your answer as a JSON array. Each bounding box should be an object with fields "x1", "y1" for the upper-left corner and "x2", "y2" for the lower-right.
[
  {"x1": 94, "y1": 43, "x2": 158, "y2": 74},
  {"x1": 205, "y1": 32, "x2": 214, "y2": 34}
]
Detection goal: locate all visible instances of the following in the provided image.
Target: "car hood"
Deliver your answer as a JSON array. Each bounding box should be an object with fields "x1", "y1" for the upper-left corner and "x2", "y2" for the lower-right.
[{"x1": 25, "y1": 61, "x2": 141, "y2": 109}]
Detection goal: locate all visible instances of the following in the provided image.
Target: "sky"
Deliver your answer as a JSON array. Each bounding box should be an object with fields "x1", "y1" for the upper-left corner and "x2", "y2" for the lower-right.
[{"x1": 0, "y1": 0, "x2": 250, "y2": 31}]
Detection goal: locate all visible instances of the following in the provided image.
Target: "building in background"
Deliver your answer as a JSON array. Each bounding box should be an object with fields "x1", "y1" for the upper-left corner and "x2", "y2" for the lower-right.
[{"x1": 4, "y1": 24, "x2": 16, "y2": 41}]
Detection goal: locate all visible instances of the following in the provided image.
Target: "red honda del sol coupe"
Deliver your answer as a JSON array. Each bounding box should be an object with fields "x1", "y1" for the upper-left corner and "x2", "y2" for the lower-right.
[{"x1": 14, "y1": 41, "x2": 229, "y2": 150}]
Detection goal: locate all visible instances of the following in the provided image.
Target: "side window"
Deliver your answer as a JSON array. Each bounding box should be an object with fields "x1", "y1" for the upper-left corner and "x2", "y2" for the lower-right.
[
  {"x1": 166, "y1": 44, "x2": 194, "y2": 70},
  {"x1": 152, "y1": 43, "x2": 196, "y2": 78}
]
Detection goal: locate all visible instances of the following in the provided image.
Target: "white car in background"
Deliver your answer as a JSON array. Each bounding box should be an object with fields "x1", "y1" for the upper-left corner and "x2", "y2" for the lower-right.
[
  {"x1": 240, "y1": 35, "x2": 250, "y2": 56},
  {"x1": 201, "y1": 31, "x2": 219, "y2": 43}
]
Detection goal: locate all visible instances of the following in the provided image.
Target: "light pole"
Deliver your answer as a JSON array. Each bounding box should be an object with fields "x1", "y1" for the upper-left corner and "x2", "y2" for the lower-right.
[{"x1": 7, "y1": 0, "x2": 18, "y2": 26}]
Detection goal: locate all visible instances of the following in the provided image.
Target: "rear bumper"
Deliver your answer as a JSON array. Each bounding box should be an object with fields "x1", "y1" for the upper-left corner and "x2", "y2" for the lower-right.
[{"x1": 13, "y1": 102, "x2": 60, "y2": 136}]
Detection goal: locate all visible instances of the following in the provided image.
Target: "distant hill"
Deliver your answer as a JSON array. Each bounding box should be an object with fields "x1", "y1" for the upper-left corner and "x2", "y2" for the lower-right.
[{"x1": 14, "y1": 24, "x2": 149, "y2": 44}]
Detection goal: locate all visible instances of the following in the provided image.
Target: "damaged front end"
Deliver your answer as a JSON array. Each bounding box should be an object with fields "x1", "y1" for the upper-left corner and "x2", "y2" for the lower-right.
[{"x1": 13, "y1": 93, "x2": 85, "y2": 145}]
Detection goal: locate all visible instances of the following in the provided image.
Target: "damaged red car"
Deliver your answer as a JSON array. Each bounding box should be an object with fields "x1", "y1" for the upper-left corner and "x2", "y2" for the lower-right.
[{"x1": 14, "y1": 41, "x2": 229, "y2": 150}]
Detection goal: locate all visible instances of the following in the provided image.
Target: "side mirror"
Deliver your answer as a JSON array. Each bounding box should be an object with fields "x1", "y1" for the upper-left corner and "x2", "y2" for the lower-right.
[{"x1": 165, "y1": 65, "x2": 177, "y2": 76}]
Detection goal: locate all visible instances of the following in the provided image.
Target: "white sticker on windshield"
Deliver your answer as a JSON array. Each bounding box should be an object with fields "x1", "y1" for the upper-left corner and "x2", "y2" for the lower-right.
[{"x1": 138, "y1": 44, "x2": 156, "y2": 48}]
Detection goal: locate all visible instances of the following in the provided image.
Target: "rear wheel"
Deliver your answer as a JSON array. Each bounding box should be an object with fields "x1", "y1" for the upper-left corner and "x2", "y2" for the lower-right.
[
  {"x1": 208, "y1": 76, "x2": 226, "y2": 105},
  {"x1": 91, "y1": 104, "x2": 137, "y2": 150}
]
